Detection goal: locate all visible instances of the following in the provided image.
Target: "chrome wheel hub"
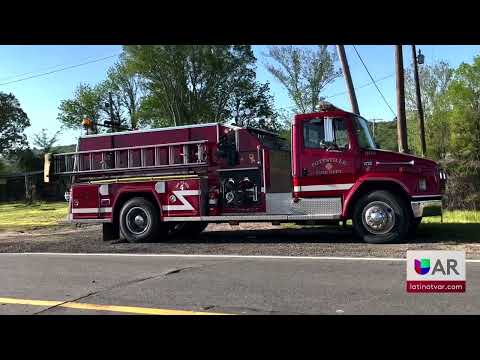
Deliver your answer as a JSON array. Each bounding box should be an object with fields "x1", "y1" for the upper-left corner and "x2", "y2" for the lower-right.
[
  {"x1": 361, "y1": 201, "x2": 395, "y2": 235},
  {"x1": 134, "y1": 215, "x2": 145, "y2": 226},
  {"x1": 126, "y1": 207, "x2": 150, "y2": 235}
]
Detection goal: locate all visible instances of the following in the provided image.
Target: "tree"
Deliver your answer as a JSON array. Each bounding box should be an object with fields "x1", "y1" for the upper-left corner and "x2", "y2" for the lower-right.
[
  {"x1": 136, "y1": 94, "x2": 171, "y2": 128},
  {"x1": 405, "y1": 61, "x2": 453, "y2": 115},
  {"x1": 0, "y1": 92, "x2": 30, "y2": 155},
  {"x1": 445, "y1": 56, "x2": 480, "y2": 162},
  {"x1": 102, "y1": 60, "x2": 144, "y2": 129},
  {"x1": 33, "y1": 128, "x2": 61, "y2": 154},
  {"x1": 367, "y1": 120, "x2": 398, "y2": 152},
  {"x1": 265, "y1": 45, "x2": 341, "y2": 113},
  {"x1": 58, "y1": 59, "x2": 144, "y2": 132},
  {"x1": 405, "y1": 61, "x2": 453, "y2": 159},
  {"x1": 12, "y1": 148, "x2": 42, "y2": 172},
  {"x1": 123, "y1": 45, "x2": 267, "y2": 126},
  {"x1": 57, "y1": 83, "x2": 104, "y2": 130},
  {"x1": 229, "y1": 82, "x2": 281, "y2": 131}
]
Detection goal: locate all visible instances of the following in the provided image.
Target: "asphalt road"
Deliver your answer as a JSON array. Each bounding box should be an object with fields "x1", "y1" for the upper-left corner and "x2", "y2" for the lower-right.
[{"x1": 1, "y1": 253, "x2": 479, "y2": 315}]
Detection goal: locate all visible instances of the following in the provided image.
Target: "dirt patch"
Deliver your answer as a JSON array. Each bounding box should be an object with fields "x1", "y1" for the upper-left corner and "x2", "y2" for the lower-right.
[{"x1": 0, "y1": 222, "x2": 479, "y2": 259}]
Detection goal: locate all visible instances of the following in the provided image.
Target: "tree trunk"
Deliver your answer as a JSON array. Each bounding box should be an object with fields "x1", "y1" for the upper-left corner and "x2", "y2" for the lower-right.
[{"x1": 24, "y1": 174, "x2": 32, "y2": 204}]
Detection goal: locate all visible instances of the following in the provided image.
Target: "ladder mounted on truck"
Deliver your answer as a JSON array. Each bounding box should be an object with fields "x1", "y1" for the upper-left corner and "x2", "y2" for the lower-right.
[{"x1": 53, "y1": 140, "x2": 209, "y2": 175}]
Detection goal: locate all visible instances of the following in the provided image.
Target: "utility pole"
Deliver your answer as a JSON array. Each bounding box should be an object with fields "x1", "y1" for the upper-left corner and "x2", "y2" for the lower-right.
[
  {"x1": 337, "y1": 45, "x2": 360, "y2": 115},
  {"x1": 412, "y1": 45, "x2": 426, "y2": 156},
  {"x1": 108, "y1": 92, "x2": 116, "y2": 133},
  {"x1": 371, "y1": 118, "x2": 381, "y2": 140},
  {"x1": 395, "y1": 45, "x2": 409, "y2": 153}
]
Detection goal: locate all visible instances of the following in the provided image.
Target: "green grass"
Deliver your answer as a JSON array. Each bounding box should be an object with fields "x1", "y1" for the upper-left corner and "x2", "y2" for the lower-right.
[
  {"x1": 417, "y1": 211, "x2": 480, "y2": 243},
  {"x1": 0, "y1": 201, "x2": 68, "y2": 231},
  {"x1": 422, "y1": 210, "x2": 480, "y2": 224}
]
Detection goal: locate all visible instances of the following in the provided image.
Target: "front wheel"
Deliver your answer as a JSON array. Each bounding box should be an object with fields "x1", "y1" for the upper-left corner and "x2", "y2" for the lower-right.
[{"x1": 352, "y1": 190, "x2": 410, "y2": 244}]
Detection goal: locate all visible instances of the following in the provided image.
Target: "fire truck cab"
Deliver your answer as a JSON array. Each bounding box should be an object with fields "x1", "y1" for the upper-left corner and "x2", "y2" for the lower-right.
[{"x1": 47, "y1": 104, "x2": 446, "y2": 244}]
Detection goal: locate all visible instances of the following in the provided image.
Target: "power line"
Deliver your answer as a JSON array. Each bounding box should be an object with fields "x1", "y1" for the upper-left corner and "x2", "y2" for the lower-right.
[
  {"x1": 0, "y1": 54, "x2": 120, "y2": 87},
  {"x1": 0, "y1": 54, "x2": 120, "y2": 82},
  {"x1": 352, "y1": 45, "x2": 397, "y2": 117},
  {"x1": 325, "y1": 73, "x2": 394, "y2": 99}
]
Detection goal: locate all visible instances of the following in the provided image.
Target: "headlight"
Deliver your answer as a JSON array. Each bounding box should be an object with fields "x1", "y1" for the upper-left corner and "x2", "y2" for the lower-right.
[{"x1": 419, "y1": 178, "x2": 427, "y2": 191}]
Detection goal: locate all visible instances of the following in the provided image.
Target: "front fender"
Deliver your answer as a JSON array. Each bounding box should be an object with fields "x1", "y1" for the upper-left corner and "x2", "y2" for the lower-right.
[{"x1": 342, "y1": 177, "x2": 411, "y2": 218}]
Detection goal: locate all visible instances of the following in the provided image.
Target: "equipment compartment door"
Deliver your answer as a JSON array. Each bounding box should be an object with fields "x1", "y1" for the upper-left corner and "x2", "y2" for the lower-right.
[
  {"x1": 70, "y1": 184, "x2": 99, "y2": 219},
  {"x1": 162, "y1": 179, "x2": 202, "y2": 218}
]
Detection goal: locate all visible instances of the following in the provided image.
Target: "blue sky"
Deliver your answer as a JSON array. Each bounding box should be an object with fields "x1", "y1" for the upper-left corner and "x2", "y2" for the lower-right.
[{"x1": 1, "y1": 45, "x2": 480, "y2": 146}]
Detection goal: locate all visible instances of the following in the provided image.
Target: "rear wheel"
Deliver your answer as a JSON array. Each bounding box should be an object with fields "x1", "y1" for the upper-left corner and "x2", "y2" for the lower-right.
[
  {"x1": 352, "y1": 190, "x2": 410, "y2": 244},
  {"x1": 119, "y1": 197, "x2": 166, "y2": 243}
]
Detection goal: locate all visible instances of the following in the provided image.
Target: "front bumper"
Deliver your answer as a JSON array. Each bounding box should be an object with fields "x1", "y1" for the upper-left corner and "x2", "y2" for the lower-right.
[{"x1": 411, "y1": 199, "x2": 443, "y2": 218}]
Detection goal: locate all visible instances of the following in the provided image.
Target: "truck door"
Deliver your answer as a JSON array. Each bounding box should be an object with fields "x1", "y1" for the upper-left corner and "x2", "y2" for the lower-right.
[{"x1": 295, "y1": 116, "x2": 358, "y2": 198}]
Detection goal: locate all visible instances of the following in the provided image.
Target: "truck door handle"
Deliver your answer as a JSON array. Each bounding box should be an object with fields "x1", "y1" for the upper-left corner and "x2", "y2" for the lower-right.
[{"x1": 302, "y1": 168, "x2": 308, "y2": 176}]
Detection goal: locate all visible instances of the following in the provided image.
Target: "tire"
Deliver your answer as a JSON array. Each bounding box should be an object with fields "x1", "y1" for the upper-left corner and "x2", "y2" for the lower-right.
[
  {"x1": 119, "y1": 197, "x2": 164, "y2": 243},
  {"x1": 352, "y1": 190, "x2": 410, "y2": 244},
  {"x1": 168, "y1": 222, "x2": 209, "y2": 238}
]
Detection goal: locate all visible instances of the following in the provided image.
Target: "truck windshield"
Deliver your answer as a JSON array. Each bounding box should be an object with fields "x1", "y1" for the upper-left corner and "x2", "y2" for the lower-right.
[{"x1": 353, "y1": 116, "x2": 376, "y2": 150}]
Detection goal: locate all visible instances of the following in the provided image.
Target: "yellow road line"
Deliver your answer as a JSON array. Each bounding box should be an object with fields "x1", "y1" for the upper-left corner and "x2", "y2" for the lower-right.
[
  {"x1": 0, "y1": 297, "x2": 63, "y2": 307},
  {"x1": 0, "y1": 297, "x2": 229, "y2": 315}
]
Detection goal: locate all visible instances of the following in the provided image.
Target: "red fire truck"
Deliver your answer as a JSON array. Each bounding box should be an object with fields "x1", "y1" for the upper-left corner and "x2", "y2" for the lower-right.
[{"x1": 45, "y1": 103, "x2": 446, "y2": 244}]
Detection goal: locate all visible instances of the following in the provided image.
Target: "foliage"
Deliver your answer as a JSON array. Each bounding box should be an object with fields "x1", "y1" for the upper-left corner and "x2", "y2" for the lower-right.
[
  {"x1": 52, "y1": 144, "x2": 76, "y2": 154},
  {"x1": 58, "y1": 59, "x2": 145, "y2": 132},
  {"x1": 405, "y1": 61, "x2": 454, "y2": 159},
  {"x1": 57, "y1": 83, "x2": 104, "y2": 130},
  {"x1": 366, "y1": 119, "x2": 398, "y2": 152},
  {"x1": 102, "y1": 60, "x2": 144, "y2": 130},
  {"x1": 59, "y1": 46, "x2": 280, "y2": 133},
  {"x1": 441, "y1": 159, "x2": 480, "y2": 210},
  {"x1": 123, "y1": 45, "x2": 275, "y2": 127},
  {"x1": 9, "y1": 148, "x2": 43, "y2": 173},
  {"x1": 0, "y1": 92, "x2": 30, "y2": 156},
  {"x1": 230, "y1": 82, "x2": 277, "y2": 129},
  {"x1": 402, "y1": 56, "x2": 480, "y2": 210},
  {"x1": 265, "y1": 45, "x2": 341, "y2": 113},
  {"x1": 33, "y1": 128, "x2": 61, "y2": 154},
  {"x1": 445, "y1": 57, "x2": 480, "y2": 162},
  {"x1": 405, "y1": 61, "x2": 453, "y2": 116}
]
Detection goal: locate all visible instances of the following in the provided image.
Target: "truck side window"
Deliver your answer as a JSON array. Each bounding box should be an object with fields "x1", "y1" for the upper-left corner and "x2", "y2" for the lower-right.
[
  {"x1": 333, "y1": 118, "x2": 349, "y2": 150},
  {"x1": 303, "y1": 119, "x2": 325, "y2": 148},
  {"x1": 303, "y1": 118, "x2": 349, "y2": 150}
]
